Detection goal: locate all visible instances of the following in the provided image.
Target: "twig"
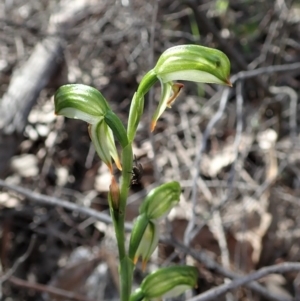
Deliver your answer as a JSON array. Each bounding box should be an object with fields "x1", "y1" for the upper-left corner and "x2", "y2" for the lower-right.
[
  {"x1": 188, "y1": 262, "x2": 300, "y2": 301},
  {"x1": 0, "y1": 179, "x2": 134, "y2": 232},
  {"x1": 0, "y1": 235, "x2": 36, "y2": 283},
  {"x1": 212, "y1": 80, "x2": 244, "y2": 211},
  {"x1": 0, "y1": 234, "x2": 36, "y2": 299},
  {"x1": 0, "y1": 180, "x2": 110, "y2": 222},
  {"x1": 210, "y1": 212, "x2": 233, "y2": 301},
  {"x1": 8, "y1": 276, "x2": 92, "y2": 301},
  {"x1": 166, "y1": 238, "x2": 292, "y2": 301},
  {"x1": 269, "y1": 85, "x2": 298, "y2": 140},
  {"x1": 231, "y1": 62, "x2": 300, "y2": 83},
  {"x1": 183, "y1": 87, "x2": 231, "y2": 246}
]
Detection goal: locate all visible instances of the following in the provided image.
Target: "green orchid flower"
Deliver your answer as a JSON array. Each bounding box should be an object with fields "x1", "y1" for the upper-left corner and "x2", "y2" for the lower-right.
[
  {"x1": 150, "y1": 45, "x2": 232, "y2": 131},
  {"x1": 130, "y1": 266, "x2": 198, "y2": 301},
  {"x1": 128, "y1": 44, "x2": 231, "y2": 138},
  {"x1": 133, "y1": 218, "x2": 159, "y2": 271},
  {"x1": 54, "y1": 84, "x2": 122, "y2": 173},
  {"x1": 88, "y1": 119, "x2": 122, "y2": 173},
  {"x1": 55, "y1": 84, "x2": 110, "y2": 124}
]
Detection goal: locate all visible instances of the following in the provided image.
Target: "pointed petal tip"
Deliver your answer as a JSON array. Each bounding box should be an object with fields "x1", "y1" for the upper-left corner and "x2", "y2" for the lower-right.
[
  {"x1": 109, "y1": 175, "x2": 120, "y2": 209},
  {"x1": 115, "y1": 158, "x2": 122, "y2": 171},
  {"x1": 226, "y1": 78, "x2": 233, "y2": 87},
  {"x1": 141, "y1": 259, "x2": 148, "y2": 272},
  {"x1": 133, "y1": 256, "x2": 138, "y2": 265},
  {"x1": 167, "y1": 83, "x2": 184, "y2": 107},
  {"x1": 150, "y1": 120, "x2": 156, "y2": 132}
]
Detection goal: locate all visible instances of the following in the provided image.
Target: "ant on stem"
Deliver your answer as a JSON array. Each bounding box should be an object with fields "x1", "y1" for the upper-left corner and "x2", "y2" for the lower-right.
[{"x1": 130, "y1": 155, "x2": 143, "y2": 186}]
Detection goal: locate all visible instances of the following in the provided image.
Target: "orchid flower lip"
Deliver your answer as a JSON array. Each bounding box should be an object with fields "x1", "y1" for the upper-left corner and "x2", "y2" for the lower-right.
[
  {"x1": 88, "y1": 121, "x2": 121, "y2": 174},
  {"x1": 134, "y1": 220, "x2": 159, "y2": 271},
  {"x1": 162, "y1": 285, "x2": 192, "y2": 298},
  {"x1": 159, "y1": 70, "x2": 229, "y2": 85},
  {"x1": 57, "y1": 108, "x2": 103, "y2": 124}
]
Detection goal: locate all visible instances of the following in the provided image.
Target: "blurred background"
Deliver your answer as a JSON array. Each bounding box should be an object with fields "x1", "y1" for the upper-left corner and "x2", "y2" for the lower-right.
[{"x1": 0, "y1": 0, "x2": 300, "y2": 300}]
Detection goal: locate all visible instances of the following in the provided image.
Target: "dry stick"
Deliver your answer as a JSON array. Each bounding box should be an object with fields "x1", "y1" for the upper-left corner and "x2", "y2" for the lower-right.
[
  {"x1": 0, "y1": 180, "x2": 110, "y2": 223},
  {"x1": 188, "y1": 263, "x2": 300, "y2": 301},
  {"x1": 210, "y1": 212, "x2": 233, "y2": 301},
  {"x1": 8, "y1": 276, "x2": 92, "y2": 301},
  {"x1": 183, "y1": 87, "x2": 231, "y2": 246},
  {"x1": 0, "y1": 235, "x2": 36, "y2": 285},
  {"x1": 212, "y1": 80, "x2": 244, "y2": 212},
  {"x1": 232, "y1": 63, "x2": 300, "y2": 82},
  {"x1": 269, "y1": 85, "x2": 298, "y2": 140},
  {"x1": 167, "y1": 239, "x2": 292, "y2": 301},
  {"x1": 0, "y1": 179, "x2": 134, "y2": 232}
]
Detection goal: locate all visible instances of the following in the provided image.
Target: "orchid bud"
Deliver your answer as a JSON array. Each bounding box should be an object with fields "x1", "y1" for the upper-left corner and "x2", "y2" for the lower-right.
[
  {"x1": 139, "y1": 181, "x2": 181, "y2": 220},
  {"x1": 109, "y1": 176, "x2": 120, "y2": 210},
  {"x1": 130, "y1": 266, "x2": 198, "y2": 301},
  {"x1": 129, "y1": 214, "x2": 159, "y2": 271}
]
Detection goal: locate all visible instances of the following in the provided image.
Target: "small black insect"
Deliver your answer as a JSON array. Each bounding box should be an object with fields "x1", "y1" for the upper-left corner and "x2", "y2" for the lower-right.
[{"x1": 130, "y1": 155, "x2": 143, "y2": 186}]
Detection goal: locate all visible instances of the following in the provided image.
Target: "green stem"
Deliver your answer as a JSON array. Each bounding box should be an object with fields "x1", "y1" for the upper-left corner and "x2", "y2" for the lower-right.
[
  {"x1": 110, "y1": 207, "x2": 126, "y2": 260},
  {"x1": 110, "y1": 143, "x2": 133, "y2": 301},
  {"x1": 108, "y1": 111, "x2": 135, "y2": 301},
  {"x1": 127, "y1": 70, "x2": 158, "y2": 141},
  {"x1": 120, "y1": 143, "x2": 133, "y2": 211}
]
